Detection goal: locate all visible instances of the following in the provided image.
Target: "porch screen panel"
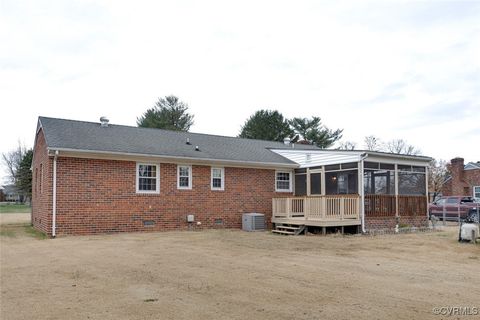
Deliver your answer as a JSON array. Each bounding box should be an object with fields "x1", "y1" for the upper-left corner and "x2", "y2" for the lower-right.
[
  {"x1": 398, "y1": 172, "x2": 426, "y2": 195},
  {"x1": 310, "y1": 173, "x2": 321, "y2": 195},
  {"x1": 325, "y1": 170, "x2": 358, "y2": 195},
  {"x1": 364, "y1": 170, "x2": 395, "y2": 195},
  {"x1": 294, "y1": 174, "x2": 307, "y2": 196}
]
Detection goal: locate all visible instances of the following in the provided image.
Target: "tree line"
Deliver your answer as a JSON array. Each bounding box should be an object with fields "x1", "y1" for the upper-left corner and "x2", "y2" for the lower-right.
[
  {"x1": 138, "y1": 95, "x2": 343, "y2": 148},
  {"x1": 2, "y1": 144, "x2": 33, "y2": 203}
]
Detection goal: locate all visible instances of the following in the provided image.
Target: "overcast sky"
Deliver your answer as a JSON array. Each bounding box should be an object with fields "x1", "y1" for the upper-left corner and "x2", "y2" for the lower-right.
[{"x1": 1, "y1": 0, "x2": 479, "y2": 181}]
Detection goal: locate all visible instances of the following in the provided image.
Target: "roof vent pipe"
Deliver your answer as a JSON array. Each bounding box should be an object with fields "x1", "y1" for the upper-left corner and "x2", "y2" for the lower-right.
[
  {"x1": 186, "y1": 138, "x2": 191, "y2": 145},
  {"x1": 100, "y1": 116, "x2": 109, "y2": 127},
  {"x1": 283, "y1": 137, "x2": 291, "y2": 145},
  {"x1": 195, "y1": 146, "x2": 200, "y2": 151}
]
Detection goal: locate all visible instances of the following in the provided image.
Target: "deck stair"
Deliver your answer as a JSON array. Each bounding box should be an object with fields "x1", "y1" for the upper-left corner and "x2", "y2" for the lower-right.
[{"x1": 272, "y1": 224, "x2": 306, "y2": 236}]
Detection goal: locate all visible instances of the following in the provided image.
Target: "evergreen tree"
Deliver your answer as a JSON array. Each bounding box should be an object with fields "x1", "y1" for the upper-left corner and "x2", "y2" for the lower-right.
[
  {"x1": 239, "y1": 110, "x2": 293, "y2": 142},
  {"x1": 137, "y1": 95, "x2": 194, "y2": 131}
]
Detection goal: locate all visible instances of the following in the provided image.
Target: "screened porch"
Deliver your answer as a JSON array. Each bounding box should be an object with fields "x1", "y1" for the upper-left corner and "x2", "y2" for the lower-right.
[{"x1": 271, "y1": 156, "x2": 429, "y2": 228}]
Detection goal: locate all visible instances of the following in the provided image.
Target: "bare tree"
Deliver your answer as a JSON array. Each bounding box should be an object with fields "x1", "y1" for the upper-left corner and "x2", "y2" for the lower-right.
[
  {"x1": 337, "y1": 141, "x2": 357, "y2": 150},
  {"x1": 385, "y1": 139, "x2": 421, "y2": 155},
  {"x1": 2, "y1": 142, "x2": 27, "y2": 184},
  {"x1": 363, "y1": 135, "x2": 383, "y2": 151},
  {"x1": 429, "y1": 159, "x2": 448, "y2": 201},
  {"x1": 362, "y1": 136, "x2": 421, "y2": 155}
]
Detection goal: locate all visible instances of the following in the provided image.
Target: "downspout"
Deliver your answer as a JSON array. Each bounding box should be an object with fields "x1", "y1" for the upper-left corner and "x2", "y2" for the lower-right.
[
  {"x1": 359, "y1": 153, "x2": 368, "y2": 233},
  {"x1": 425, "y1": 165, "x2": 429, "y2": 220},
  {"x1": 52, "y1": 150, "x2": 58, "y2": 238},
  {"x1": 394, "y1": 163, "x2": 399, "y2": 233}
]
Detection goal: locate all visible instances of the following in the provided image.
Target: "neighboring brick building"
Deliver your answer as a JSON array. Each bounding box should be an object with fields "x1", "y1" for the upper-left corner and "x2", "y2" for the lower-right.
[
  {"x1": 32, "y1": 117, "x2": 432, "y2": 237},
  {"x1": 442, "y1": 157, "x2": 480, "y2": 198}
]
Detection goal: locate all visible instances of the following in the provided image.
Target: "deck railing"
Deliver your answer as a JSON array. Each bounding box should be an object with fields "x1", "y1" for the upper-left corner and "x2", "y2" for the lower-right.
[
  {"x1": 364, "y1": 194, "x2": 396, "y2": 217},
  {"x1": 398, "y1": 195, "x2": 427, "y2": 216},
  {"x1": 272, "y1": 195, "x2": 360, "y2": 221},
  {"x1": 364, "y1": 194, "x2": 427, "y2": 217}
]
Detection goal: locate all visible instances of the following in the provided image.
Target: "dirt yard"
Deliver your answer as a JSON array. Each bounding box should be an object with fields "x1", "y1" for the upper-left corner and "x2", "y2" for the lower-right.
[{"x1": 1, "y1": 214, "x2": 479, "y2": 320}]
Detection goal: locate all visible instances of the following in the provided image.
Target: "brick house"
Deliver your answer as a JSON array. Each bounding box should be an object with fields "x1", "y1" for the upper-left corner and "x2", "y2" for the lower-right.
[
  {"x1": 32, "y1": 117, "x2": 432, "y2": 237},
  {"x1": 442, "y1": 157, "x2": 480, "y2": 198}
]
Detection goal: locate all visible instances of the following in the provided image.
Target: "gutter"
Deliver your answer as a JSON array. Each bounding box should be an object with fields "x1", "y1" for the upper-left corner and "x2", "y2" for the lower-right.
[
  {"x1": 52, "y1": 150, "x2": 58, "y2": 238},
  {"x1": 47, "y1": 147, "x2": 299, "y2": 169}
]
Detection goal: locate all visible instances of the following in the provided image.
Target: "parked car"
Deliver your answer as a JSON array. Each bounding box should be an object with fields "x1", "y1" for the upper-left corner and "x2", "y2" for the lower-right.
[{"x1": 429, "y1": 196, "x2": 480, "y2": 221}]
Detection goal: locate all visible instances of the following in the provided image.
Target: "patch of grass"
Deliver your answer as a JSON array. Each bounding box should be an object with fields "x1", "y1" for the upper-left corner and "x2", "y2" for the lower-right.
[
  {"x1": 0, "y1": 203, "x2": 31, "y2": 213},
  {"x1": 143, "y1": 298, "x2": 158, "y2": 303},
  {"x1": 435, "y1": 233, "x2": 450, "y2": 237},
  {"x1": 23, "y1": 225, "x2": 47, "y2": 239},
  {"x1": 0, "y1": 228, "x2": 16, "y2": 237}
]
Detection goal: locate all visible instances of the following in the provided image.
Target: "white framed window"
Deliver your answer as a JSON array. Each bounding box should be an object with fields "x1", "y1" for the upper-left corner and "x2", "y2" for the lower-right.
[
  {"x1": 211, "y1": 167, "x2": 225, "y2": 191},
  {"x1": 474, "y1": 186, "x2": 480, "y2": 199},
  {"x1": 136, "y1": 163, "x2": 160, "y2": 194},
  {"x1": 177, "y1": 165, "x2": 192, "y2": 189},
  {"x1": 275, "y1": 171, "x2": 292, "y2": 192}
]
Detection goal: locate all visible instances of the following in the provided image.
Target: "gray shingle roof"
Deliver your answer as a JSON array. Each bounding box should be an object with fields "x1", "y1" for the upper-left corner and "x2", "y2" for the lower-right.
[{"x1": 38, "y1": 117, "x2": 319, "y2": 166}]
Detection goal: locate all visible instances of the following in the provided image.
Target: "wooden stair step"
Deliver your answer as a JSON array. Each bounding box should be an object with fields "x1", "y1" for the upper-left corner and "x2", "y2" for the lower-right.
[
  {"x1": 276, "y1": 226, "x2": 302, "y2": 230},
  {"x1": 271, "y1": 230, "x2": 295, "y2": 235}
]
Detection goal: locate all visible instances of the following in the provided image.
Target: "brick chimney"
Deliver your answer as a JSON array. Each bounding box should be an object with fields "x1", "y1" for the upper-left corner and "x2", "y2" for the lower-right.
[{"x1": 450, "y1": 157, "x2": 467, "y2": 195}]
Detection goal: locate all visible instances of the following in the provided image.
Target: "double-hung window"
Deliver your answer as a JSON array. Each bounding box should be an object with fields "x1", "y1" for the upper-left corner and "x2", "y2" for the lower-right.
[
  {"x1": 275, "y1": 171, "x2": 292, "y2": 192},
  {"x1": 474, "y1": 186, "x2": 480, "y2": 199},
  {"x1": 136, "y1": 163, "x2": 160, "y2": 193},
  {"x1": 211, "y1": 167, "x2": 224, "y2": 190},
  {"x1": 177, "y1": 165, "x2": 192, "y2": 189}
]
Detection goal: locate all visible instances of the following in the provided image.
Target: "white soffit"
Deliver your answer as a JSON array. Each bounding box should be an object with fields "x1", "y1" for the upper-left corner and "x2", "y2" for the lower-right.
[{"x1": 271, "y1": 150, "x2": 363, "y2": 168}]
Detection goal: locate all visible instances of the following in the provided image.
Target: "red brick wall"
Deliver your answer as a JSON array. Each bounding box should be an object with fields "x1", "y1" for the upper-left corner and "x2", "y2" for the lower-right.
[
  {"x1": 464, "y1": 169, "x2": 480, "y2": 196},
  {"x1": 365, "y1": 216, "x2": 428, "y2": 230},
  {"x1": 41, "y1": 156, "x2": 292, "y2": 236},
  {"x1": 443, "y1": 158, "x2": 480, "y2": 196},
  {"x1": 31, "y1": 129, "x2": 53, "y2": 234},
  {"x1": 442, "y1": 180, "x2": 452, "y2": 196}
]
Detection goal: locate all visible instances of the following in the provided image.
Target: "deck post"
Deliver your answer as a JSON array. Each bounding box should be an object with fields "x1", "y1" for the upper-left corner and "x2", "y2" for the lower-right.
[
  {"x1": 322, "y1": 227, "x2": 326, "y2": 235},
  {"x1": 286, "y1": 198, "x2": 290, "y2": 219},
  {"x1": 304, "y1": 197, "x2": 309, "y2": 221},
  {"x1": 340, "y1": 197, "x2": 345, "y2": 220},
  {"x1": 321, "y1": 197, "x2": 326, "y2": 219}
]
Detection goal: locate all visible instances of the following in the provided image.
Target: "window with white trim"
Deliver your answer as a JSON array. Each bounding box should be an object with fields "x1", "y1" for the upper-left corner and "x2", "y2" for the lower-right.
[
  {"x1": 177, "y1": 165, "x2": 192, "y2": 189},
  {"x1": 275, "y1": 171, "x2": 292, "y2": 192},
  {"x1": 136, "y1": 163, "x2": 160, "y2": 193},
  {"x1": 474, "y1": 186, "x2": 480, "y2": 199},
  {"x1": 211, "y1": 167, "x2": 224, "y2": 190}
]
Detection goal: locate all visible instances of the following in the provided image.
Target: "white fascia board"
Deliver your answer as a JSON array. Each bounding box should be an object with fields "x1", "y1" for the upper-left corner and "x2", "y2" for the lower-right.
[
  {"x1": 365, "y1": 154, "x2": 431, "y2": 166},
  {"x1": 46, "y1": 148, "x2": 299, "y2": 170}
]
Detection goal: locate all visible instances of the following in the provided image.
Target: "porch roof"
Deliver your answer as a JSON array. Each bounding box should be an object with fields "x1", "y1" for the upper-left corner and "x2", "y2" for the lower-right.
[{"x1": 270, "y1": 149, "x2": 432, "y2": 168}]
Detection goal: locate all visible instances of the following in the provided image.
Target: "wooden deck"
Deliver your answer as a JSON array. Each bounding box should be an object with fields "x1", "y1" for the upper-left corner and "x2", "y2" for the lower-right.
[{"x1": 272, "y1": 195, "x2": 361, "y2": 227}]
